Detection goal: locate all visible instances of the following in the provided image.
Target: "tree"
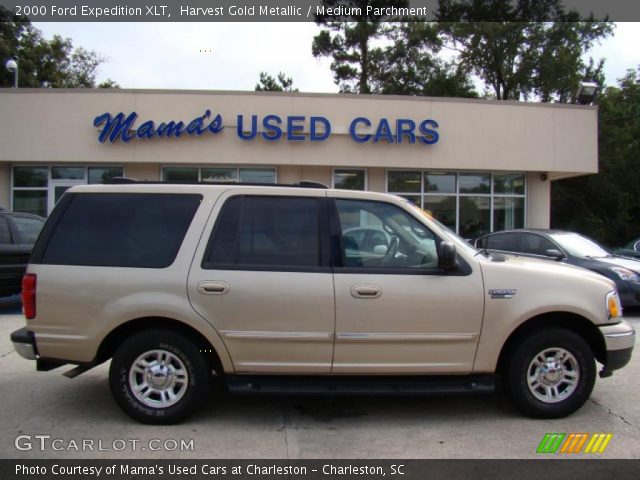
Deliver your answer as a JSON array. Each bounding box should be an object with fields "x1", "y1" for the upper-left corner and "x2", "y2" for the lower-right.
[
  {"x1": 255, "y1": 72, "x2": 298, "y2": 92},
  {"x1": 312, "y1": 0, "x2": 409, "y2": 94},
  {"x1": 551, "y1": 69, "x2": 640, "y2": 245},
  {"x1": 0, "y1": 6, "x2": 117, "y2": 88},
  {"x1": 375, "y1": 22, "x2": 477, "y2": 97},
  {"x1": 437, "y1": 0, "x2": 613, "y2": 101}
]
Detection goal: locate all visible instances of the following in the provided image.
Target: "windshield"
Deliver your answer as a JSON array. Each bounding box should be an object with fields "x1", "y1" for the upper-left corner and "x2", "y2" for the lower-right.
[
  {"x1": 549, "y1": 233, "x2": 610, "y2": 258},
  {"x1": 407, "y1": 201, "x2": 479, "y2": 257}
]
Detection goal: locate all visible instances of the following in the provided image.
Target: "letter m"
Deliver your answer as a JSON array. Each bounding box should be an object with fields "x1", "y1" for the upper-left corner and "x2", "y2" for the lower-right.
[{"x1": 94, "y1": 112, "x2": 137, "y2": 143}]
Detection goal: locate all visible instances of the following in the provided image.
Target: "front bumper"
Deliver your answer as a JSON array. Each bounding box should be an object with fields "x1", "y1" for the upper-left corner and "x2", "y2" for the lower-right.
[
  {"x1": 599, "y1": 320, "x2": 635, "y2": 371},
  {"x1": 10, "y1": 327, "x2": 37, "y2": 360}
]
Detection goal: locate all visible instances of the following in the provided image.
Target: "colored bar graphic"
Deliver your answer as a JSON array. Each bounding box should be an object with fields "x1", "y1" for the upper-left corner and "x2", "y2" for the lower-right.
[
  {"x1": 537, "y1": 433, "x2": 565, "y2": 453},
  {"x1": 560, "y1": 433, "x2": 589, "y2": 453},
  {"x1": 538, "y1": 433, "x2": 613, "y2": 454}
]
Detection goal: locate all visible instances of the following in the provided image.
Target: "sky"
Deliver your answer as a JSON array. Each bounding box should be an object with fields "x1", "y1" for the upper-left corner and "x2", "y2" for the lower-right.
[{"x1": 33, "y1": 22, "x2": 640, "y2": 93}]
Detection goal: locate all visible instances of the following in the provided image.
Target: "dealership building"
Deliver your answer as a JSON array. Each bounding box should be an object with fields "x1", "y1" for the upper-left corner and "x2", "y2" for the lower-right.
[{"x1": 0, "y1": 89, "x2": 597, "y2": 239}]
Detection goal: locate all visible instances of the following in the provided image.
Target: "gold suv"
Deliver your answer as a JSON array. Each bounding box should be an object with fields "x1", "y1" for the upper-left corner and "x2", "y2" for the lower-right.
[{"x1": 10, "y1": 182, "x2": 635, "y2": 424}]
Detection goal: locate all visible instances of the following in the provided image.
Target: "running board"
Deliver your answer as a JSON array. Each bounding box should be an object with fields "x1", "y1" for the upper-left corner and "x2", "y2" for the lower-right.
[{"x1": 225, "y1": 375, "x2": 496, "y2": 396}]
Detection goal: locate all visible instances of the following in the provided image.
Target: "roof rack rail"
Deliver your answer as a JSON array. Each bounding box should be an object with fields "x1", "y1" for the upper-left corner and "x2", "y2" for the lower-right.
[{"x1": 104, "y1": 177, "x2": 329, "y2": 189}]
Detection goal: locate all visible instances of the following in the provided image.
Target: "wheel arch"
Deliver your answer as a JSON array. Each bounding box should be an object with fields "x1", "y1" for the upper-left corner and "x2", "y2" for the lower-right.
[
  {"x1": 95, "y1": 317, "x2": 227, "y2": 375},
  {"x1": 496, "y1": 312, "x2": 606, "y2": 375}
]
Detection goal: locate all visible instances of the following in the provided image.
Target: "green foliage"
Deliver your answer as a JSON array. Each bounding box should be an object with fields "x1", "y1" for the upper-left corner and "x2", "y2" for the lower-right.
[
  {"x1": 376, "y1": 22, "x2": 477, "y2": 97},
  {"x1": 255, "y1": 72, "x2": 298, "y2": 92},
  {"x1": 551, "y1": 69, "x2": 640, "y2": 246},
  {"x1": 312, "y1": 0, "x2": 410, "y2": 94},
  {"x1": 0, "y1": 6, "x2": 117, "y2": 88},
  {"x1": 437, "y1": 0, "x2": 613, "y2": 101}
]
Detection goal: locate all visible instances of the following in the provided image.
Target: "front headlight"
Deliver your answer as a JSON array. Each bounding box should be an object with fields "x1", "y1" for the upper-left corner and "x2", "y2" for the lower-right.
[
  {"x1": 609, "y1": 266, "x2": 640, "y2": 282},
  {"x1": 606, "y1": 290, "x2": 623, "y2": 320}
]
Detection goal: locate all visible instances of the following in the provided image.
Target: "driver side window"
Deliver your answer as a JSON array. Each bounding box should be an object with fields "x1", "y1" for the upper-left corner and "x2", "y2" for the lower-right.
[{"x1": 335, "y1": 199, "x2": 439, "y2": 270}]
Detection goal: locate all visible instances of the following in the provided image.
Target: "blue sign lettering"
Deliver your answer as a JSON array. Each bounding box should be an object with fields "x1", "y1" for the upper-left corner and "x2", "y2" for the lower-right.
[
  {"x1": 349, "y1": 117, "x2": 372, "y2": 143},
  {"x1": 94, "y1": 110, "x2": 223, "y2": 144},
  {"x1": 95, "y1": 111, "x2": 439, "y2": 146},
  {"x1": 310, "y1": 116, "x2": 331, "y2": 141}
]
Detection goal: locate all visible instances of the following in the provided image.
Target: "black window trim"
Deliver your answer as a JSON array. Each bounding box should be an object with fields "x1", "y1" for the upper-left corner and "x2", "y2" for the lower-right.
[{"x1": 201, "y1": 194, "x2": 332, "y2": 273}]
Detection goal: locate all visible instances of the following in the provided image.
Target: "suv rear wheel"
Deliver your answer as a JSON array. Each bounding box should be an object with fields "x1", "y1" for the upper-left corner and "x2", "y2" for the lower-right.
[
  {"x1": 503, "y1": 328, "x2": 596, "y2": 418},
  {"x1": 109, "y1": 329, "x2": 211, "y2": 424}
]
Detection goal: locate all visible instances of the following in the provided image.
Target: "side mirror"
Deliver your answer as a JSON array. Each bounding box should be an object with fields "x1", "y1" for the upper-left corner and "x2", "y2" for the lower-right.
[
  {"x1": 545, "y1": 249, "x2": 565, "y2": 260},
  {"x1": 439, "y1": 241, "x2": 457, "y2": 270}
]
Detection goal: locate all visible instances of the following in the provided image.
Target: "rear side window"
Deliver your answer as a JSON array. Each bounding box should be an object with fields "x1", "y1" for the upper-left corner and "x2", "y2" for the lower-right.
[
  {"x1": 40, "y1": 193, "x2": 202, "y2": 268},
  {"x1": 485, "y1": 233, "x2": 521, "y2": 252},
  {"x1": 521, "y1": 234, "x2": 557, "y2": 256},
  {"x1": 205, "y1": 195, "x2": 322, "y2": 269},
  {"x1": 12, "y1": 216, "x2": 45, "y2": 244}
]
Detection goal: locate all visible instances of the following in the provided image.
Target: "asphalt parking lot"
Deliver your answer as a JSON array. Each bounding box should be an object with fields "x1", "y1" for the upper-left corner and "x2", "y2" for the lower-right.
[{"x1": 1, "y1": 296, "x2": 638, "y2": 460}]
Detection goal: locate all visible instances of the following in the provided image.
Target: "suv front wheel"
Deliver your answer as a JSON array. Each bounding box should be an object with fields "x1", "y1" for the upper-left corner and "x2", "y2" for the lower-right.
[
  {"x1": 503, "y1": 328, "x2": 596, "y2": 418},
  {"x1": 109, "y1": 329, "x2": 211, "y2": 424}
]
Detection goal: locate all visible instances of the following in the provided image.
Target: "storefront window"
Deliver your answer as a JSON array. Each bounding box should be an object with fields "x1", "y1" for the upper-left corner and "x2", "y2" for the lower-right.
[
  {"x1": 12, "y1": 165, "x2": 125, "y2": 216},
  {"x1": 459, "y1": 174, "x2": 491, "y2": 194},
  {"x1": 333, "y1": 169, "x2": 366, "y2": 190},
  {"x1": 460, "y1": 196, "x2": 491, "y2": 239},
  {"x1": 425, "y1": 172, "x2": 456, "y2": 193},
  {"x1": 52, "y1": 167, "x2": 85, "y2": 180},
  {"x1": 13, "y1": 190, "x2": 47, "y2": 217},
  {"x1": 88, "y1": 167, "x2": 124, "y2": 184},
  {"x1": 493, "y1": 197, "x2": 525, "y2": 231},
  {"x1": 494, "y1": 174, "x2": 525, "y2": 195},
  {"x1": 387, "y1": 171, "x2": 420, "y2": 193},
  {"x1": 163, "y1": 167, "x2": 199, "y2": 182},
  {"x1": 162, "y1": 166, "x2": 276, "y2": 184},
  {"x1": 14, "y1": 167, "x2": 48, "y2": 188},
  {"x1": 424, "y1": 195, "x2": 457, "y2": 230},
  {"x1": 387, "y1": 171, "x2": 525, "y2": 237},
  {"x1": 201, "y1": 168, "x2": 237, "y2": 182},
  {"x1": 239, "y1": 168, "x2": 276, "y2": 184}
]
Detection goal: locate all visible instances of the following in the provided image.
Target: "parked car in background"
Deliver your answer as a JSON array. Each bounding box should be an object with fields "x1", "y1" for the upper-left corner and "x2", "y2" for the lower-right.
[
  {"x1": 0, "y1": 209, "x2": 46, "y2": 297},
  {"x1": 613, "y1": 238, "x2": 640, "y2": 259},
  {"x1": 475, "y1": 229, "x2": 640, "y2": 308}
]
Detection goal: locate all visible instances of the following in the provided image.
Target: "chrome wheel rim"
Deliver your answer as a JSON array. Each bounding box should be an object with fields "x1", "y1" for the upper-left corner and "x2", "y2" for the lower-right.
[
  {"x1": 129, "y1": 349, "x2": 189, "y2": 408},
  {"x1": 527, "y1": 347, "x2": 580, "y2": 403}
]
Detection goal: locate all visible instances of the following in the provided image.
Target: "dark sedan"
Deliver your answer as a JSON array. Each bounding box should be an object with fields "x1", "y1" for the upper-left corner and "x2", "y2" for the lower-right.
[
  {"x1": 475, "y1": 229, "x2": 640, "y2": 308},
  {"x1": 0, "y1": 210, "x2": 46, "y2": 297},
  {"x1": 614, "y1": 238, "x2": 640, "y2": 259}
]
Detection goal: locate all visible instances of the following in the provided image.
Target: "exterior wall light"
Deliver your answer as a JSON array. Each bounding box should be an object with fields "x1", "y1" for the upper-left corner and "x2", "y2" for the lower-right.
[
  {"x1": 5, "y1": 56, "x2": 18, "y2": 88},
  {"x1": 576, "y1": 81, "x2": 598, "y2": 105}
]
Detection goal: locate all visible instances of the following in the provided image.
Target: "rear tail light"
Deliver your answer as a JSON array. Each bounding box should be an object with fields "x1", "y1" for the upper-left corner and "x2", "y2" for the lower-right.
[{"x1": 22, "y1": 274, "x2": 37, "y2": 320}]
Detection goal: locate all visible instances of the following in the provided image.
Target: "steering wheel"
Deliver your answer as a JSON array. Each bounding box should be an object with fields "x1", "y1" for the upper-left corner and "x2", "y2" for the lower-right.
[{"x1": 381, "y1": 236, "x2": 399, "y2": 267}]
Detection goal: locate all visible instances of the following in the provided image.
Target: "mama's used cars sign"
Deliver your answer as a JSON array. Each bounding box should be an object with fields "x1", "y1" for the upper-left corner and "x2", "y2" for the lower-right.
[{"x1": 93, "y1": 110, "x2": 439, "y2": 145}]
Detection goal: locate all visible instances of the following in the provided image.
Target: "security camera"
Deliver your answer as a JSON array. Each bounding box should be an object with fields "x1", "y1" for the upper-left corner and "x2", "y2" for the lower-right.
[{"x1": 5, "y1": 56, "x2": 18, "y2": 73}]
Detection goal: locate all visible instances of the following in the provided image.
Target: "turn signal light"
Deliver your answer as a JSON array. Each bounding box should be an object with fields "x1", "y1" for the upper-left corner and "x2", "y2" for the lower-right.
[
  {"x1": 21, "y1": 274, "x2": 37, "y2": 320},
  {"x1": 607, "y1": 294, "x2": 620, "y2": 319}
]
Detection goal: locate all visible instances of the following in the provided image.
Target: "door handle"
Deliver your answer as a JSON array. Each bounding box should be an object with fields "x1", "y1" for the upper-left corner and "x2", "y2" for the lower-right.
[
  {"x1": 350, "y1": 284, "x2": 382, "y2": 299},
  {"x1": 197, "y1": 281, "x2": 230, "y2": 295}
]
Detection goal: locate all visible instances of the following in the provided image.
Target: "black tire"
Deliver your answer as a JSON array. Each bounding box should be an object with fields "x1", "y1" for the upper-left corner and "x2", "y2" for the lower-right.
[
  {"x1": 502, "y1": 328, "x2": 596, "y2": 418},
  {"x1": 109, "y1": 329, "x2": 211, "y2": 424}
]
